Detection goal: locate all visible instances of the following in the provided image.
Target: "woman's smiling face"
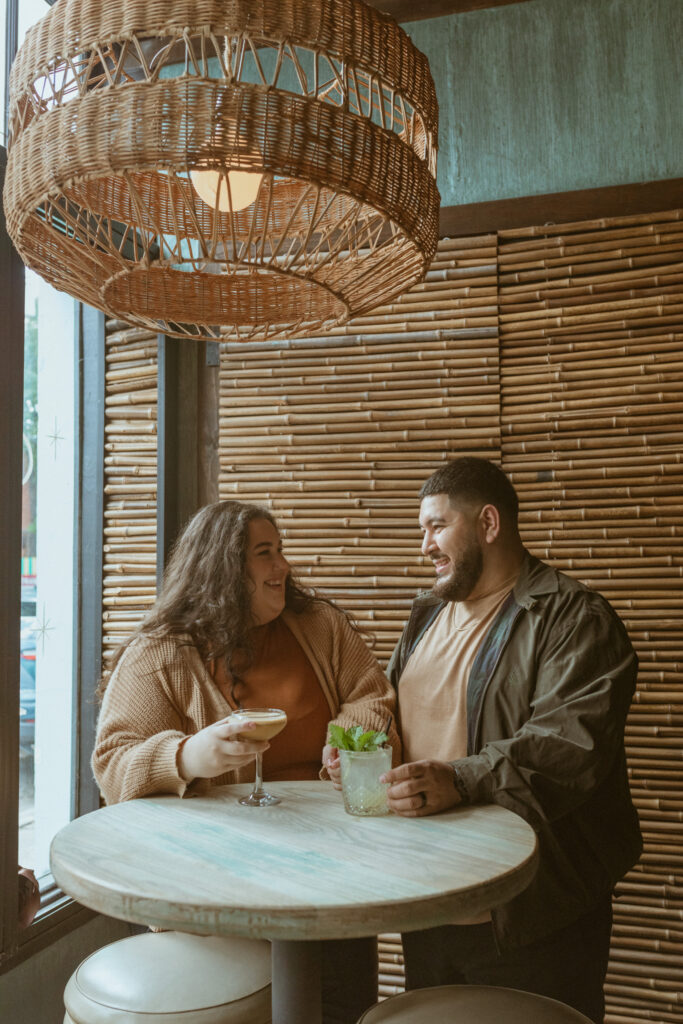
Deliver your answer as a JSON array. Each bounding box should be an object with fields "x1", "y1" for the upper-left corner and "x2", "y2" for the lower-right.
[{"x1": 245, "y1": 517, "x2": 291, "y2": 625}]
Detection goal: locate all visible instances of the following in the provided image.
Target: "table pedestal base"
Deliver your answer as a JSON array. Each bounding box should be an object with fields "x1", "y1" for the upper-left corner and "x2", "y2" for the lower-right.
[{"x1": 272, "y1": 939, "x2": 322, "y2": 1024}]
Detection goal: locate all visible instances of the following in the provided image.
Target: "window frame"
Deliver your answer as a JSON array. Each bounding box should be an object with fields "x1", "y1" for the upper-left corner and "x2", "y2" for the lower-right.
[
  {"x1": 0, "y1": 138, "x2": 24, "y2": 969},
  {"x1": 0, "y1": 0, "x2": 197, "y2": 958},
  {"x1": 0, "y1": 292, "x2": 105, "y2": 973},
  {"x1": 0, "y1": 242, "x2": 105, "y2": 973},
  {"x1": 0, "y1": 0, "x2": 105, "y2": 970},
  {"x1": 74, "y1": 305, "x2": 106, "y2": 822}
]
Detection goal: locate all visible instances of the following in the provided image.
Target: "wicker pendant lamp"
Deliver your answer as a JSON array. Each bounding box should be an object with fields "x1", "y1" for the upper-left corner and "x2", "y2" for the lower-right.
[{"x1": 4, "y1": 0, "x2": 439, "y2": 342}]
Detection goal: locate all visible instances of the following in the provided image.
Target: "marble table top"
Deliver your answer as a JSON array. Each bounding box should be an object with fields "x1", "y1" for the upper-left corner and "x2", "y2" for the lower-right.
[{"x1": 50, "y1": 781, "x2": 538, "y2": 941}]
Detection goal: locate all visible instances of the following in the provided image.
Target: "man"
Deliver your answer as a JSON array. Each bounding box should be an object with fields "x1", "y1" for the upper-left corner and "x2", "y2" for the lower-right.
[{"x1": 382, "y1": 456, "x2": 642, "y2": 1024}]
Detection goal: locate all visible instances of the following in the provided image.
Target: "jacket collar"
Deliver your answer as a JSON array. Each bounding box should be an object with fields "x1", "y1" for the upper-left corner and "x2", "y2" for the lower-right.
[
  {"x1": 412, "y1": 550, "x2": 558, "y2": 611},
  {"x1": 513, "y1": 551, "x2": 559, "y2": 609}
]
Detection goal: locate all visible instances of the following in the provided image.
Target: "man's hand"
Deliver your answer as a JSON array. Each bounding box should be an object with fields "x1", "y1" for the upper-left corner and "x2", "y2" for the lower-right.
[
  {"x1": 381, "y1": 759, "x2": 462, "y2": 817},
  {"x1": 323, "y1": 744, "x2": 342, "y2": 790}
]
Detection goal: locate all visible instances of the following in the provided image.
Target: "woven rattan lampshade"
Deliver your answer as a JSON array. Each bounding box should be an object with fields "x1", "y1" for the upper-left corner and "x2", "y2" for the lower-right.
[{"x1": 4, "y1": 0, "x2": 439, "y2": 342}]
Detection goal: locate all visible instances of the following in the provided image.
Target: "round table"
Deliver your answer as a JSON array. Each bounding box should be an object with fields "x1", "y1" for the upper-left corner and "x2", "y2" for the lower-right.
[{"x1": 51, "y1": 782, "x2": 538, "y2": 1024}]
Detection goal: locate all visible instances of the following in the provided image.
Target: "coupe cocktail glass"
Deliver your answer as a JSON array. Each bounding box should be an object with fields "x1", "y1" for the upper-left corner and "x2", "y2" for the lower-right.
[{"x1": 231, "y1": 708, "x2": 287, "y2": 807}]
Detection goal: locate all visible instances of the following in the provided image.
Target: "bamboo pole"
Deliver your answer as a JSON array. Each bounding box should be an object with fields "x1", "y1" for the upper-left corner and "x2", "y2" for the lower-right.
[{"x1": 102, "y1": 320, "x2": 158, "y2": 657}]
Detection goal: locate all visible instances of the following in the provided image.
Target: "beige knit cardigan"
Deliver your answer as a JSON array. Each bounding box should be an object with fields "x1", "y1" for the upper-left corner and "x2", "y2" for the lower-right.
[{"x1": 93, "y1": 601, "x2": 400, "y2": 805}]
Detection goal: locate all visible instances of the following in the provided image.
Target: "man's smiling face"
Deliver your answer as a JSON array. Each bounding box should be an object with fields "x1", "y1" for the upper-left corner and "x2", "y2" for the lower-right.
[{"x1": 419, "y1": 493, "x2": 483, "y2": 602}]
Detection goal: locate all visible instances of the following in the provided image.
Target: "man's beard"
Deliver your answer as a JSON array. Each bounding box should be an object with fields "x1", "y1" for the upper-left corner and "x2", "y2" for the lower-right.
[{"x1": 431, "y1": 541, "x2": 483, "y2": 602}]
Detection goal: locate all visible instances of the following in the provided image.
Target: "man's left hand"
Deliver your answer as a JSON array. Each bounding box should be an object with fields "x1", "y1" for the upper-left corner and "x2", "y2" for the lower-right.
[{"x1": 381, "y1": 760, "x2": 462, "y2": 817}]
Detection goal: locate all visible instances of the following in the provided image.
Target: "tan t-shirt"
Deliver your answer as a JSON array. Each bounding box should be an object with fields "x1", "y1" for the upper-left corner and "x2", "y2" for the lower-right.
[
  {"x1": 399, "y1": 576, "x2": 518, "y2": 765},
  {"x1": 399, "y1": 576, "x2": 517, "y2": 926}
]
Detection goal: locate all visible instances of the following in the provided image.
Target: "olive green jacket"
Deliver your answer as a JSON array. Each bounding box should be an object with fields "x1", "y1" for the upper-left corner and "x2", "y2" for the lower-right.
[{"x1": 387, "y1": 552, "x2": 642, "y2": 950}]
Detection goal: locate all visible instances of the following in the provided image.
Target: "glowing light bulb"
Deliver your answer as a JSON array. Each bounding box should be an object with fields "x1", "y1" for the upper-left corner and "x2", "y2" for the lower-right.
[{"x1": 190, "y1": 168, "x2": 263, "y2": 212}]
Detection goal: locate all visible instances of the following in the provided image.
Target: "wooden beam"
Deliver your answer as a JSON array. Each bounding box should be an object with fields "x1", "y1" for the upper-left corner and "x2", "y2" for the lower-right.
[
  {"x1": 198, "y1": 343, "x2": 220, "y2": 508},
  {"x1": 439, "y1": 177, "x2": 683, "y2": 238},
  {"x1": 368, "y1": 0, "x2": 533, "y2": 22},
  {"x1": 74, "y1": 305, "x2": 105, "y2": 819},
  {"x1": 156, "y1": 337, "x2": 205, "y2": 580}
]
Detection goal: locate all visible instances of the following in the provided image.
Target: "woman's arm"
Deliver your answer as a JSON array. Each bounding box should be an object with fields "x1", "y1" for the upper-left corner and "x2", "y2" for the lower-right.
[
  {"x1": 324, "y1": 607, "x2": 402, "y2": 764},
  {"x1": 92, "y1": 637, "x2": 265, "y2": 803}
]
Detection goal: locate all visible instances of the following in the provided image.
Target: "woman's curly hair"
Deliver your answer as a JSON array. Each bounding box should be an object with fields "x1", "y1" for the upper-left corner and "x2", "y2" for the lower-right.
[{"x1": 98, "y1": 500, "x2": 313, "y2": 697}]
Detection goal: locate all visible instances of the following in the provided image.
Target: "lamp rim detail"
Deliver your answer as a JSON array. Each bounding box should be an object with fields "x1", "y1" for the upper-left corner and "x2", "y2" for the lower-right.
[{"x1": 5, "y1": 0, "x2": 440, "y2": 343}]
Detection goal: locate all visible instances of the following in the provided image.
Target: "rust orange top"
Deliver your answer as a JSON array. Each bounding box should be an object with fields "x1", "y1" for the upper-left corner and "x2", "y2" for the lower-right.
[{"x1": 212, "y1": 616, "x2": 331, "y2": 781}]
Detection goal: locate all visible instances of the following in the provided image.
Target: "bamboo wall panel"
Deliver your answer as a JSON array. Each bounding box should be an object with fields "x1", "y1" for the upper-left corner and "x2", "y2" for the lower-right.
[
  {"x1": 218, "y1": 235, "x2": 501, "y2": 665},
  {"x1": 98, "y1": 211, "x2": 681, "y2": 1015},
  {"x1": 102, "y1": 321, "x2": 158, "y2": 662},
  {"x1": 498, "y1": 209, "x2": 683, "y2": 1024},
  {"x1": 378, "y1": 933, "x2": 407, "y2": 1000},
  {"x1": 218, "y1": 236, "x2": 500, "y2": 996}
]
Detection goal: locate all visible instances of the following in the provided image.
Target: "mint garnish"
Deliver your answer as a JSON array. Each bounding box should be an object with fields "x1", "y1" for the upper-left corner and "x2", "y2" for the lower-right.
[{"x1": 329, "y1": 723, "x2": 388, "y2": 752}]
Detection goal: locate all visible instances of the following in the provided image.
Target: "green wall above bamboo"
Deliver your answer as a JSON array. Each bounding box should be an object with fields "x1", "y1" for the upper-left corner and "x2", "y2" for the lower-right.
[{"x1": 405, "y1": 0, "x2": 682, "y2": 206}]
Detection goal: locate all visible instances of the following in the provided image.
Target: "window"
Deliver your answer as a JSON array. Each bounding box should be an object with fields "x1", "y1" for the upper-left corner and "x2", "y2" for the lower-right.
[
  {"x1": 17, "y1": 0, "x2": 49, "y2": 42},
  {"x1": 1, "y1": 0, "x2": 102, "y2": 966},
  {"x1": 19, "y1": 271, "x2": 77, "y2": 878}
]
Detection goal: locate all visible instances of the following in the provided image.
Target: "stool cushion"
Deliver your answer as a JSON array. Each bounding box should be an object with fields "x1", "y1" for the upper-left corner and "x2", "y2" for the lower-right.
[
  {"x1": 357, "y1": 985, "x2": 593, "y2": 1023},
  {"x1": 64, "y1": 931, "x2": 271, "y2": 1024}
]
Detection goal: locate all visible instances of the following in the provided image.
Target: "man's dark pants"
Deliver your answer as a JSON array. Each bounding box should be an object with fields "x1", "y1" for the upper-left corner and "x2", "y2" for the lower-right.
[{"x1": 401, "y1": 897, "x2": 613, "y2": 1024}]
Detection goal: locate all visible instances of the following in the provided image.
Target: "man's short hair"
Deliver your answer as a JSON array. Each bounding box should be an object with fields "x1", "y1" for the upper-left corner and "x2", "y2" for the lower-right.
[{"x1": 419, "y1": 457, "x2": 519, "y2": 526}]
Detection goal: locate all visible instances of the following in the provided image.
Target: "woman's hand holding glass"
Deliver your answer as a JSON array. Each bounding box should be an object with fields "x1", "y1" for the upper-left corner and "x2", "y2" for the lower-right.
[
  {"x1": 323, "y1": 744, "x2": 343, "y2": 790},
  {"x1": 179, "y1": 717, "x2": 269, "y2": 782}
]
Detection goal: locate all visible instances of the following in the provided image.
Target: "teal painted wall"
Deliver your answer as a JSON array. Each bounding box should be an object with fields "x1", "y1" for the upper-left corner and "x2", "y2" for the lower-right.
[{"x1": 405, "y1": 0, "x2": 682, "y2": 205}]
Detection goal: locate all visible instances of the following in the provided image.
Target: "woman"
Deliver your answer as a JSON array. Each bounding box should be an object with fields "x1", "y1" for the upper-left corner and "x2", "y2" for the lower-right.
[{"x1": 93, "y1": 499, "x2": 399, "y2": 1024}]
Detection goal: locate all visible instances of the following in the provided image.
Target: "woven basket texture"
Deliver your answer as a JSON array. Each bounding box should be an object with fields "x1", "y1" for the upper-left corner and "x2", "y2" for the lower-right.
[{"x1": 5, "y1": 0, "x2": 439, "y2": 341}]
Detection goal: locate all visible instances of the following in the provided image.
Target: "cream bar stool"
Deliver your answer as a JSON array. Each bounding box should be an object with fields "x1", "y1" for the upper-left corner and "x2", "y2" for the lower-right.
[
  {"x1": 63, "y1": 931, "x2": 271, "y2": 1024},
  {"x1": 357, "y1": 985, "x2": 593, "y2": 1023}
]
